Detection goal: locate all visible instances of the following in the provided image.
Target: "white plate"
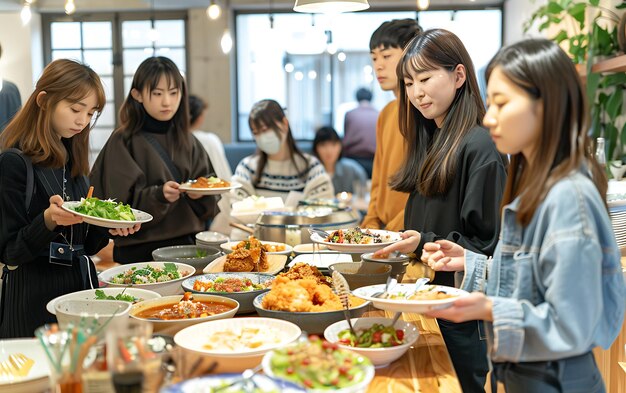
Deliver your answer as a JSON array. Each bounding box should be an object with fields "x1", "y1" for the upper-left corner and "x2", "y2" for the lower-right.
[
  {"x1": 310, "y1": 229, "x2": 401, "y2": 253},
  {"x1": 352, "y1": 283, "x2": 469, "y2": 314},
  {"x1": 62, "y1": 201, "x2": 153, "y2": 229},
  {"x1": 292, "y1": 243, "x2": 336, "y2": 254},
  {"x1": 161, "y1": 373, "x2": 305, "y2": 393},
  {"x1": 220, "y1": 241, "x2": 293, "y2": 255},
  {"x1": 0, "y1": 339, "x2": 50, "y2": 393},
  {"x1": 46, "y1": 287, "x2": 161, "y2": 315},
  {"x1": 178, "y1": 182, "x2": 242, "y2": 195},
  {"x1": 287, "y1": 253, "x2": 353, "y2": 269}
]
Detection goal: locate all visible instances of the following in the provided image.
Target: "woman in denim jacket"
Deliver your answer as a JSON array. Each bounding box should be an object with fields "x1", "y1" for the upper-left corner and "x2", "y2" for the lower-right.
[{"x1": 385, "y1": 39, "x2": 626, "y2": 392}]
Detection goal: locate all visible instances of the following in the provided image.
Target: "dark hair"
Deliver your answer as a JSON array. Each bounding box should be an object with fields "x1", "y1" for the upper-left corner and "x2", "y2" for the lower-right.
[
  {"x1": 0, "y1": 59, "x2": 105, "y2": 177},
  {"x1": 189, "y1": 94, "x2": 207, "y2": 125},
  {"x1": 486, "y1": 38, "x2": 605, "y2": 225},
  {"x1": 248, "y1": 99, "x2": 307, "y2": 186},
  {"x1": 116, "y1": 56, "x2": 190, "y2": 150},
  {"x1": 391, "y1": 29, "x2": 485, "y2": 196},
  {"x1": 313, "y1": 126, "x2": 342, "y2": 160},
  {"x1": 355, "y1": 88, "x2": 372, "y2": 102},
  {"x1": 369, "y1": 18, "x2": 422, "y2": 51}
]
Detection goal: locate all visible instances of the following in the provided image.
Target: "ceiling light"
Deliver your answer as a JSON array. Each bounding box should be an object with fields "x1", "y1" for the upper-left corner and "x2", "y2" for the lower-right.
[
  {"x1": 20, "y1": 3, "x2": 31, "y2": 25},
  {"x1": 207, "y1": 1, "x2": 221, "y2": 20},
  {"x1": 221, "y1": 29, "x2": 233, "y2": 54},
  {"x1": 293, "y1": 0, "x2": 369, "y2": 14},
  {"x1": 417, "y1": 0, "x2": 429, "y2": 10},
  {"x1": 65, "y1": 0, "x2": 76, "y2": 15}
]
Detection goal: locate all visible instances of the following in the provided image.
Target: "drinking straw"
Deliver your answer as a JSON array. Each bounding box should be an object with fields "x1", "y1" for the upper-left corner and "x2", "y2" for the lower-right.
[
  {"x1": 35, "y1": 328, "x2": 61, "y2": 374},
  {"x1": 91, "y1": 304, "x2": 125, "y2": 337}
]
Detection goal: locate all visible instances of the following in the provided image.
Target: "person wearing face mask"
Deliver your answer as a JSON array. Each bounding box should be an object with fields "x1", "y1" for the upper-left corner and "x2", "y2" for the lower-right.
[{"x1": 231, "y1": 99, "x2": 334, "y2": 204}]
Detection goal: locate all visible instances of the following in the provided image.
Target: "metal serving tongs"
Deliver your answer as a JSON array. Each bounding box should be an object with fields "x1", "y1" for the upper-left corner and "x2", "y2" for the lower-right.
[{"x1": 332, "y1": 270, "x2": 357, "y2": 337}]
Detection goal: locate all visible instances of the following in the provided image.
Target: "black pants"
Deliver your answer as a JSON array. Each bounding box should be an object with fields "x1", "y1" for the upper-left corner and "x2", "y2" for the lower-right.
[
  {"x1": 438, "y1": 318, "x2": 490, "y2": 393},
  {"x1": 113, "y1": 234, "x2": 195, "y2": 264},
  {"x1": 493, "y1": 352, "x2": 604, "y2": 393}
]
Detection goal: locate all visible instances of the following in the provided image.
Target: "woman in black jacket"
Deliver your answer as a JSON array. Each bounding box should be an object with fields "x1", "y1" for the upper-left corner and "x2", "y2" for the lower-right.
[{"x1": 0, "y1": 59, "x2": 139, "y2": 338}]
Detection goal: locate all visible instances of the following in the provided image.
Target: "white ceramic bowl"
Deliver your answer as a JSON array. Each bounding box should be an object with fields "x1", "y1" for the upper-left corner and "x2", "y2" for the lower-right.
[
  {"x1": 46, "y1": 287, "x2": 161, "y2": 315},
  {"x1": 195, "y1": 231, "x2": 230, "y2": 248},
  {"x1": 54, "y1": 299, "x2": 131, "y2": 337},
  {"x1": 324, "y1": 317, "x2": 419, "y2": 368},
  {"x1": 262, "y1": 341, "x2": 375, "y2": 393},
  {"x1": 98, "y1": 262, "x2": 196, "y2": 296},
  {"x1": 130, "y1": 294, "x2": 239, "y2": 335},
  {"x1": 174, "y1": 317, "x2": 301, "y2": 373}
]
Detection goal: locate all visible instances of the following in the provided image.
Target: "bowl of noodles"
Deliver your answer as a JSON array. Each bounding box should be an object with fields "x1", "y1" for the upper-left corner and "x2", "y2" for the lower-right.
[{"x1": 252, "y1": 275, "x2": 370, "y2": 334}]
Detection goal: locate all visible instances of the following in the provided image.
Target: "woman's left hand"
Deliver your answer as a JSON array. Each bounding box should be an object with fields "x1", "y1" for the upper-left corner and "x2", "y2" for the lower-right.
[
  {"x1": 109, "y1": 224, "x2": 141, "y2": 237},
  {"x1": 424, "y1": 292, "x2": 493, "y2": 322}
]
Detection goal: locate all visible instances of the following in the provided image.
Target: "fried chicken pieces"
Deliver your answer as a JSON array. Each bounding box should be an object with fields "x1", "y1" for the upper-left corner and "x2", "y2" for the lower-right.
[
  {"x1": 223, "y1": 246, "x2": 269, "y2": 272},
  {"x1": 276, "y1": 262, "x2": 331, "y2": 287},
  {"x1": 261, "y1": 275, "x2": 365, "y2": 312}
]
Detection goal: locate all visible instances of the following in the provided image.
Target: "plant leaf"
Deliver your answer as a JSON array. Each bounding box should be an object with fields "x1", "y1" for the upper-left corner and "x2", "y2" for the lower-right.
[
  {"x1": 568, "y1": 2, "x2": 587, "y2": 25},
  {"x1": 547, "y1": 1, "x2": 563, "y2": 13}
]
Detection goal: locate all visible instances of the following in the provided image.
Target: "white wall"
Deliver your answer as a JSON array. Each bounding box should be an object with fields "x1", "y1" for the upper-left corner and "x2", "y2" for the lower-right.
[
  {"x1": 0, "y1": 12, "x2": 42, "y2": 103},
  {"x1": 188, "y1": 8, "x2": 233, "y2": 143}
]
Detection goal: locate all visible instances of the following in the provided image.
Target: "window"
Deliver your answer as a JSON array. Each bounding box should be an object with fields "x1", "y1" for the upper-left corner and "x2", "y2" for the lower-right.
[
  {"x1": 43, "y1": 12, "x2": 187, "y2": 164},
  {"x1": 235, "y1": 9, "x2": 502, "y2": 141}
]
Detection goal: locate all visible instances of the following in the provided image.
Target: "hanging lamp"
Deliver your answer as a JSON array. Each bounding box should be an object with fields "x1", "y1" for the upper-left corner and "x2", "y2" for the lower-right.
[{"x1": 293, "y1": 0, "x2": 369, "y2": 14}]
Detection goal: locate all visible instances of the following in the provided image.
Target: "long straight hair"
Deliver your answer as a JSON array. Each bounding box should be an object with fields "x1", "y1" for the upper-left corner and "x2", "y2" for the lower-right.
[
  {"x1": 487, "y1": 39, "x2": 606, "y2": 225},
  {"x1": 116, "y1": 56, "x2": 190, "y2": 150},
  {"x1": 391, "y1": 29, "x2": 485, "y2": 195},
  {"x1": 248, "y1": 99, "x2": 306, "y2": 186},
  {"x1": 0, "y1": 59, "x2": 105, "y2": 177}
]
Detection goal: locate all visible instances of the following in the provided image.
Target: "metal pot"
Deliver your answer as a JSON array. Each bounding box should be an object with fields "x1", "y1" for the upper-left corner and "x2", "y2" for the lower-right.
[{"x1": 254, "y1": 206, "x2": 360, "y2": 244}]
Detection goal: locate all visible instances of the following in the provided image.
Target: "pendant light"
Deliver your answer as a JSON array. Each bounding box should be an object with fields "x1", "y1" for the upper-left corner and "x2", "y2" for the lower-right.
[
  {"x1": 417, "y1": 0, "x2": 430, "y2": 11},
  {"x1": 207, "y1": 0, "x2": 221, "y2": 20},
  {"x1": 293, "y1": 0, "x2": 369, "y2": 14}
]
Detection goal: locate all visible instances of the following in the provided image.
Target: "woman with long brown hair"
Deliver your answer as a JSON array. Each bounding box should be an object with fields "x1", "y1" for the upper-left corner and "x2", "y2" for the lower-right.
[
  {"x1": 0, "y1": 59, "x2": 139, "y2": 338},
  {"x1": 420, "y1": 38, "x2": 624, "y2": 393},
  {"x1": 375, "y1": 29, "x2": 507, "y2": 392}
]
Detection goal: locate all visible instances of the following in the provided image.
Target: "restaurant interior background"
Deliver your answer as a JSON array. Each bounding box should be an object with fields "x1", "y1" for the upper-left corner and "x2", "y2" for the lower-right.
[{"x1": 0, "y1": 0, "x2": 543, "y2": 167}]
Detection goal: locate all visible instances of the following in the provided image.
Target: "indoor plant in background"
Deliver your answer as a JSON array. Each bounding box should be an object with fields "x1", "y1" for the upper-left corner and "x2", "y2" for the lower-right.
[{"x1": 525, "y1": 0, "x2": 626, "y2": 163}]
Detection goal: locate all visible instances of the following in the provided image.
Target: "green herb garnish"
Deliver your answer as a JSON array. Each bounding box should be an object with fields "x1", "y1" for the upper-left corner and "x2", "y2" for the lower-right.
[{"x1": 94, "y1": 289, "x2": 136, "y2": 303}]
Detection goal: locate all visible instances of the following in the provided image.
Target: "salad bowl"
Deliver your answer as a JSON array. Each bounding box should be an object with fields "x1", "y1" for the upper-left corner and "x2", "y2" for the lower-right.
[
  {"x1": 99, "y1": 262, "x2": 195, "y2": 296},
  {"x1": 46, "y1": 287, "x2": 160, "y2": 315},
  {"x1": 324, "y1": 317, "x2": 419, "y2": 368}
]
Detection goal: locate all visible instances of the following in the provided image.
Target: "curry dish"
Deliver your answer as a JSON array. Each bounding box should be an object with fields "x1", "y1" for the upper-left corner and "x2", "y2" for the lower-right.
[{"x1": 134, "y1": 292, "x2": 235, "y2": 320}]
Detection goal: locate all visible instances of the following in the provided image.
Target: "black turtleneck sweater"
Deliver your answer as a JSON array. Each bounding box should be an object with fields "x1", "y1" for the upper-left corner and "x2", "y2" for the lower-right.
[{"x1": 89, "y1": 112, "x2": 219, "y2": 250}]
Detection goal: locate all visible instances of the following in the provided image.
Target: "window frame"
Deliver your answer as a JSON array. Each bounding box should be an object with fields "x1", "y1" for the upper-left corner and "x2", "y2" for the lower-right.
[{"x1": 41, "y1": 11, "x2": 189, "y2": 126}]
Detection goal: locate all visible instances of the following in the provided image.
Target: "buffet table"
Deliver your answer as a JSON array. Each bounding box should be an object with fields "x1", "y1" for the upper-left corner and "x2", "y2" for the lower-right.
[
  {"x1": 361, "y1": 310, "x2": 461, "y2": 393},
  {"x1": 163, "y1": 308, "x2": 462, "y2": 393}
]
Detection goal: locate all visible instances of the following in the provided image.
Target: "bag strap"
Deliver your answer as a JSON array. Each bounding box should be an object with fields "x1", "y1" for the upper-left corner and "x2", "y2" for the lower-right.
[
  {"x1": 141, "y1": 132, "x2": 183, "y2": 182},
  {"x1": 0, "y1": 148, "x2": 34, "y2": 212}
]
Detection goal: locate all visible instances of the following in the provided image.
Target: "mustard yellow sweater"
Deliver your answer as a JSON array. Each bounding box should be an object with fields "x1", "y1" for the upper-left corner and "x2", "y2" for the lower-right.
[{"x1": 361, "y1": 100, "x2": 408, "y2": 231}]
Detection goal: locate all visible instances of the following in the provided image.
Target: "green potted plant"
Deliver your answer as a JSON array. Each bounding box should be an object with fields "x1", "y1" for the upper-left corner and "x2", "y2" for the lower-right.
[{"x1": 525, "y1": 0, "x2": 626, "y2": 162}]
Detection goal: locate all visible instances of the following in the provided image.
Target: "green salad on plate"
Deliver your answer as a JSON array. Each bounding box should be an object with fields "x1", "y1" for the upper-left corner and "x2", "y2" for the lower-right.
[{"x1": 71, "y1": 197, "x2": 136, "y2": 221}]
